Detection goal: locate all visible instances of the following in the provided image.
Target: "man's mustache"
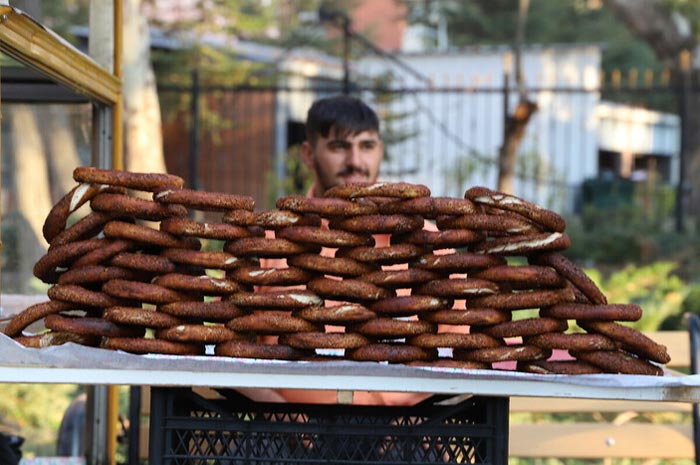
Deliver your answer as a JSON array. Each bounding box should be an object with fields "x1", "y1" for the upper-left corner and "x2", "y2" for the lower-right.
[{"x1": 337, "y1": 167, "x2": 370, "y2": 177}]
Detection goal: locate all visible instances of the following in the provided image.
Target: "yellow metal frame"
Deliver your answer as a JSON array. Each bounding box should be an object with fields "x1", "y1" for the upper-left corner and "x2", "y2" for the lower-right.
[
  {"x1": 0, "y1": 4, "x2": 123, "y2": 463},
  {"x1": 0, "y1": 6, "x2": 120, "y2": 105}
]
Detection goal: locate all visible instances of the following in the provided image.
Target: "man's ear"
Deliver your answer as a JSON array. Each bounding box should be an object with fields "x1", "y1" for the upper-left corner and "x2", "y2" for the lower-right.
[{"x1": 300, "y1": 141, "x2": 314, "y2": 169}]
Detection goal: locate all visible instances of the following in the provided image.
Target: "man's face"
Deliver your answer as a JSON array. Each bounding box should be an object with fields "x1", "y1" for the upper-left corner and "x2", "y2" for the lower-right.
[{"x1": 302, "y1": 127, "x2": 384, "y2": 195}]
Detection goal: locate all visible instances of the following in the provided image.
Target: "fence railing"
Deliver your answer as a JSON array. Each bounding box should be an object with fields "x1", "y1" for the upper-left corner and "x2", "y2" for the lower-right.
[{"x1": 157, "y1": 70, "x2": 683, "y2": 218}]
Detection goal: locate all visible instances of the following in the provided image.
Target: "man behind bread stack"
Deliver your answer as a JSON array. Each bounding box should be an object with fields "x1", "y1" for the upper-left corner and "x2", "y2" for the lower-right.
[{"x1": 244, "y1": 95, "x2": 431, "y2": 406}]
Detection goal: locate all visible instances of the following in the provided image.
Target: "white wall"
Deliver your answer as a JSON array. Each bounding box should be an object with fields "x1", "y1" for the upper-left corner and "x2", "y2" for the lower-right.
[{"x1": 356, "y1": 44, "x2": 602, "y2": 214}]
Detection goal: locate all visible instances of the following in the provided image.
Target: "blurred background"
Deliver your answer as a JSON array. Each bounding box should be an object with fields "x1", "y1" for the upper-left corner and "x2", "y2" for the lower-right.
[{"x1": 1, "y1": 0, "x2": 699, "y2": 458}]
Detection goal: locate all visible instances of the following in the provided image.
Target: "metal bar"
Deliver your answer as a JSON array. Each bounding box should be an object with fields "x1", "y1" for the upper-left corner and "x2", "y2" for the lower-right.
[
  {"x1": 0, "y1": 6, "x2": 120, "y2": 104},
  {"x1": 85, "y1": 386, "x2": 109, "y2": 465},
  {"x1": 92, "y1": 102, "x2": 113, "y2": 168},
  {"x1": 688, "y1": 313, "x2": 700, "y2": 465},
  {"x1": 127, "y1": 386, "x2": 141, "y2": 465},
  {"x1": 188, "y1": 69, "x2": 200, "y2": 190}
]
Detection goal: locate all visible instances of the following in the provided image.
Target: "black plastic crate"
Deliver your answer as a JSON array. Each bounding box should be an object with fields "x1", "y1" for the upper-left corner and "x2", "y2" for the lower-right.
[{"x1": 148, "y1": 387, "x2": 509, "y2": 465}]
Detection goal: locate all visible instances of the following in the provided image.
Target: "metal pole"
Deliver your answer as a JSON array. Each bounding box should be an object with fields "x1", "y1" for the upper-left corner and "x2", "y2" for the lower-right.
[
  {"x1": 688, "y1": 313, "x2": 700, "y2": 465},
  {"x1": 189, "y1": 68, "x2": 200, "y2": 190},
  {"x1": 675, "y1": 51, "x2": 691, "y2": 233},
  {"x1": 127, "y1": 387, "x2": 141, "y2": 465},
  {"x1": 342, "y1": 17, "x2": 350, "y2": 95}
]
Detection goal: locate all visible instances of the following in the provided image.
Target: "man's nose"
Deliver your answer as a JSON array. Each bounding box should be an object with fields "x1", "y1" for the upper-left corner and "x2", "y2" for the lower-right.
[{"x1": 347, "y1": 145, "x2": 362, "y2": 166}]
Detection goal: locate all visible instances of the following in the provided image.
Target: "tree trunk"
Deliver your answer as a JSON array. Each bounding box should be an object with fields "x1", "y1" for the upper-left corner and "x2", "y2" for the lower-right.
[
  {"x1": 10, "y1": 106, "x2": 53, "y2": 292},
  {"x1": 497, "y1": 0, "x2": 536, "y2": 194},
  {"x1": 497, "y1": 101, "x2": 538, "y2": 194},
  {"x1": 44, "y1": 106, "x2": 83, "y2": 199},
  {"x1": 122, "y1": 0, "x2": 167, "y2": 176}
]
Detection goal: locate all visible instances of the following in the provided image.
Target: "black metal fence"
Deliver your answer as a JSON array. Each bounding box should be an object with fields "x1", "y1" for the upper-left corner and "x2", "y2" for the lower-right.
[{"x1": 157, "y1": 70, "x2": 682, "y2": 218}]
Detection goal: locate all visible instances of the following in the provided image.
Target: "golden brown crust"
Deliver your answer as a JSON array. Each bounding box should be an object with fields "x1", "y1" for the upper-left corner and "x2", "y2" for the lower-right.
[
  {"x1": 398, "y1": 229, "x2": 484, "y2": 249},
  {"x1": 33, "y1": 239, "x2": 106, "y2": 283},
  {"x1": 411, "y1": 252, "x2": 505, "y2": 273},
  {"x1": 436, "y1": 213, "x2": 541, "y2": 235},
  {"x1": 222, "y1": 209, "x2": 322, "y2": 229},
  {"x1": 540, "y1": 303, "x2": 642, "y2": 322},
  {"x1": 469, "y1": 287, "x2": 576, "y2": 311},
  {"x1": 4, "y1": 300, "x2": 74, "y2": 337},
  {"x1": 161, "y1": 248, "x2": 255, "y2": 271},
  {"x1": 45, "y1": 314, "x2": 144, "y2": 338},
  {"x1": 517, "y1": 359, "x2": 603, "y2": 375},
  {"x1": 157, "y1": 324, "x2": 244, "y2": 343},
  {"x1": 91, "y1": 193, "x2": 187, "y2": 221},
  {"x1": 49, "y1": 211, "x2": 123, "y2": 248},
  {"x1": 102, "y1": 279, "x2": 196, "y2": 304},
  {"x1": 287, "y1": 253, "x2": 379, "y2": 278},
  {"x1": 226, "y1": 311, "x2": 322, "y2": 334},
  {"x1": 158, "y1": 300, "x2": 247, "y2": 322},
  {"x1": 378, "y1": 196, "x2": 477, "y2": 217},
  {"x1": 72, "y1": 239, "x2": 137, "y2": 268},
  {"x1": 526, "y1": 332, "x2": 618, "y2": 351},
  {"x1": 405, "y1": 359, "x2": 491, "y2": 369},
  {"x1": 42, "y1": 183, "x2": 120, "y2": 242},
  {"x1": 359, "y1": 269, "x2": 441, "y2": 289},
  {"x1": 472, "y1": 232, "x2": 571, "y2": 256},
  {"x1": 103, "y1": 306, "x2": 186, "y2": 328},
  {"x1": 329, "y1": 214, "x2": 425, "y2": 234},
  {"x1": 530, "y1": 252, "x2": 607, "y2": 305},
  {"x1": 477, "y1": 317, "x2": 568, "y2": 339},
  {"x1": 227, "y1": 290, "x2": 323, "y2": 309},
  {"x1": 103, "y1": 337, "x2": 203, "y2": 355},
  {"x1": 111, "y1": 252, "x2": 177, "y2": 274},
  {"x1": 578, "y1": 320, "x2": 670, "y2": 364},
  {"x1": 291, "y1": 304, "x2": 376, "y2": 325},
  {"x1": 573, "y1": 350, "x2": 664, "y2": 376},
  {"x1": 277, "y1": 226, "x2": 374, "y2": 248},
  {"x1": 57, "y1": 265, "x2": 141, "y2": 285},
  {"x1": 466, "y1": 186, "x2": 566, "y2": 232},
  {"x1": 224, "y1": 237, "x2": 320, "y2": 258},
  {"x1": 324, "y1": 182, "x2": 431, "y2": 200},
  {"x1": 279, "y1": 331, "x2": 369, "y2": 349},
  {"x1": 154, "y1": 188, "x2": 255, "y2": 211},
  {"x1": 337, "y1": 244, "x2": 428, "y2": 265},
  {"x1": 153, "y1": 273, "x2": 241, "y2": 295},
  {"x1": 369, "y1": 295, "x2": 452, "y2": 316},
  {"x1": 419, "y1": 308, "x2": 511, "y2": 326},
  {"x1": 276, "y1": 195, "x2": 378, "y2": 217},
  {"x1": 472, "y1": 265, "x2": 566, "y2": 290},
  {"x1": 15, "y1": 332, "x2": 101, "y2": 348},
  {"x1": 160, "y1": 217, "x2": 259, "y2": 240},
  {"x1": 215, "y1": 340, "x2": 307, "y2": 360},
  {"x1": 415, "y1": 278, "x2": 500, "y2": 298},
  {"x1": 349, "y1": 317, "x2": 436, "y2": 339},
  {"x1": 307, "y1": 277, "x2": 395, "y2": 302},
  {"x1": 73, "y1": 167, "x2": 184, "y2": 191},
  {"x1": 48, "y1": 284, "x2": 128, "y2": 308},
  {"x1": 346, "y1": 343, "x2": 438, "y2": 363},
  {"x1": 407, "y1": 332, "x2": 502, "y2": 349},
  {"x1": 454, "y1": 344, "x2": 551, "y2": 363},
  {"x1": 103, "y1": 221, "x2": 201, "y2": 250},
  {"x1": 229, "y1": 266, "x2": 313, "y2": 286}
]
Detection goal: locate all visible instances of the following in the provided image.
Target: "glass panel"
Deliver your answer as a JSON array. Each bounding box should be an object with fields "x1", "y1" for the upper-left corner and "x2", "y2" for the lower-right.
[{"x1": 1, "y1": 55, "x2": 93, "y2": 295}]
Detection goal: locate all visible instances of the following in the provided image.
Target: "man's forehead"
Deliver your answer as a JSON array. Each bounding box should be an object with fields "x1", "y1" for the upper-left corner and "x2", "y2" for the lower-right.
[{"x1": 327, "y1": 127, "x2": 380, "y2": 141}]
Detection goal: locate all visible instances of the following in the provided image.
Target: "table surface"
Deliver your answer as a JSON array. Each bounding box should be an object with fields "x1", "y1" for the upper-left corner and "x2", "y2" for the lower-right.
[{"x1": 2, "y1": 294, "x2": 699, "y2": 403}]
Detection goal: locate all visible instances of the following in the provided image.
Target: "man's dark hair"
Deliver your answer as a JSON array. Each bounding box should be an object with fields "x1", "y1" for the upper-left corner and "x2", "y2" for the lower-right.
[{"x1": 305, "y1": 95, "x2": 380, "y2": 145}]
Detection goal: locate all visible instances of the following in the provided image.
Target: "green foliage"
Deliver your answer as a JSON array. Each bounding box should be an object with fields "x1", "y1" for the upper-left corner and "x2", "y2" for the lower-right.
[
  {"x1": 597, "y1": 262, "x2": 688, "y2": 331},
  {"x1": 567, "y1": 177, "x2": 679, "y2": 265},
  {"x1": 0, "y1": 384, "x2": 83, "y2": 457},
  {"x1": 266, "y1": 144, "x2": 314, "y2": 206}
]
